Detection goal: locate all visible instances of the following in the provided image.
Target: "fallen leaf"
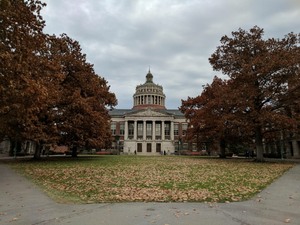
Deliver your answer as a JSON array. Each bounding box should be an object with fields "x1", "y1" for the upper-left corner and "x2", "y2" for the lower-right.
[{"x1": 285, "y1": 218, "x2": 291, "y2": 223}]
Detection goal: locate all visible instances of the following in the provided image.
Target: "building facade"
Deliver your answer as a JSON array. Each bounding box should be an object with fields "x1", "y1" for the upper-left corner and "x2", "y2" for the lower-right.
[{"x1": 109, "y1": 70, "x2": 188, "y2": 155}]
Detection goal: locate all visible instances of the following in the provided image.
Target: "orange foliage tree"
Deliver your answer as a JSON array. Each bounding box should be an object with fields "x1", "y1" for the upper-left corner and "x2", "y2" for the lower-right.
[
  {"x1": 181, "y1": 77, "x2": 252, "y2": 157},
  {"x1": 0, "y1": 0, "x2": 117, "y2": 157},
  {"x1": 0, "y1": 0, "x2": 58, "y2": 155},
  {"x1": 182, "y1": 26, "x2": 300, "y2": 161},
  {"x1": 48, "y1": 34, "x2": 117, "y2": 157}
]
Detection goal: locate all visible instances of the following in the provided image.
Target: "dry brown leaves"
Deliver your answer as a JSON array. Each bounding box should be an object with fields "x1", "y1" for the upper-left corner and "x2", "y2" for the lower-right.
[{"x1": 12, "y1": 156, "x2": 293, "y2": 203}]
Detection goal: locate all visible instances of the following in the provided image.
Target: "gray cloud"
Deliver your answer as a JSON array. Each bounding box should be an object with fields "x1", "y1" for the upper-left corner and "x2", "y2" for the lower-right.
[{"x1": 41, "y1": 0, "x2": 300, "y2": 109}]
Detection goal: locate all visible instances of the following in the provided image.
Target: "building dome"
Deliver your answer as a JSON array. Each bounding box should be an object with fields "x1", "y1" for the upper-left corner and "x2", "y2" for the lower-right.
[{"x1": 132, "y1": 69, "x2": 166, "y2": 109}]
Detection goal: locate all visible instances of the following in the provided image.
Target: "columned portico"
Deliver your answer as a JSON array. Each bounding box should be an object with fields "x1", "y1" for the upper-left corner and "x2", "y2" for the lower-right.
[
  {"x1": 122, "y1": 111, "x2": 182, "y2": 155},
  {"x1": 125, "y1": 119, "x2": 173, "y2": 143}
]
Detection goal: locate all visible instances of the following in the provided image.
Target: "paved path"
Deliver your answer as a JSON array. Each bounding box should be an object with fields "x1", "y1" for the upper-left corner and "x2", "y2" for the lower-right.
[{"x1": 0, "y1": 162, "x2": 299, "y2": 225}]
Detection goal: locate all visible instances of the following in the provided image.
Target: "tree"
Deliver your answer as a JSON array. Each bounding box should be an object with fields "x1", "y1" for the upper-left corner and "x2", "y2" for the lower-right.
[
  {"x1": 0, "y1": 0, "x2": 59, "y2": 156},
  {"x1": 181, "y1": 77, "x2": 251, "y2": 157},
  {"x1": 208, "y1": 26, "x2": 300, "y2": 161},
  {"x1": 49, "y1": 34, "x2": 117, "y2": 157},
  {"x1": 0, "y1": 1, "x2": 117, "y2": 158}
]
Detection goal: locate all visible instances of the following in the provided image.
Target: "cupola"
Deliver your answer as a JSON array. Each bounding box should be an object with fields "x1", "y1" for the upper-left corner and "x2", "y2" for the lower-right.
[{"x1": 132, "y1": 70, "x2": 166, "y2": 110}]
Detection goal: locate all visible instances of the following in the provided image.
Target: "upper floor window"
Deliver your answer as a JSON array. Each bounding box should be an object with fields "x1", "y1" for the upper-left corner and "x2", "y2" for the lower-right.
[
  {"x1": 146, "y1": 123, "x2": 152, "y2": 136},
  {"x1": 128, "y1": 122, "x2": 134, "y2": 136},
  {"x1": 155, "y1": 123, "x2": 161, "y2": 136},
  {"x1": 137, "y1": 123, "x2": 143, "y2": 136},
  {"x1": 174, "y1": 123, "x2": 179, "y2": 136},
  {"x1": 120, "y1": 123, "x2": 124, "y2": 135},
  {"x1": 111, "y1": 123, "x2": 116, "y2": 135},
  {"x1": 165, "y1": 122, "x2": 170, "y2": 136},
  {"x1": 182, "y1": 123, "x2": 188, "y2": 136}
]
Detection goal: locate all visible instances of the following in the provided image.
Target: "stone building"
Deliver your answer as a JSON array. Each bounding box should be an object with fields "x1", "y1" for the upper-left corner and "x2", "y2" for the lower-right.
[{"x1": 109, "y1": 70, "x2": 188, "y2": 155}]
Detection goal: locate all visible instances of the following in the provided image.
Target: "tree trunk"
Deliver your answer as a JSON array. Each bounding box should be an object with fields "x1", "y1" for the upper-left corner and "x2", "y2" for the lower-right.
[
  {"x1": 34, "y1": 143, "x2": 42, "y2": 159},
  {"x1": 255, "y1": 126, "x2": 264, "y2": 161},
  {"x1": 9, "y1": 140, "x2": 21, "y2": 157},
  {"x1": 219, "y1": 139, "x2": 226, "y2": 158},
  {"x1": 71, "y1": 146, "x2": 78, "y2": 157},
  {"x1": 9, "y1": 139, "x2": 16, "y2": 157},
  {"x1": 196, "y1": 134, "x2": 200, "y2": 151}
]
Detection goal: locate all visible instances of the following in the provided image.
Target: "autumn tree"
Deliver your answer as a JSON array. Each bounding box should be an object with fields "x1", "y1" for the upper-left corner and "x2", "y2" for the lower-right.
[
  {"x1": 208, "y1": 26, "x2": 300, "y2": 161},
  {"x1": 0, "y1": 0, "x2": 117, "y2": 157},
  {"x1": 48, "y1": 34, "x2": 117, "y2": 157},
  {"x1": 181, "y1": 77, "x2": 251, "y2": 157},
  {"x1": 0, "y1": 0, "x2": 61, "y2": 156}
]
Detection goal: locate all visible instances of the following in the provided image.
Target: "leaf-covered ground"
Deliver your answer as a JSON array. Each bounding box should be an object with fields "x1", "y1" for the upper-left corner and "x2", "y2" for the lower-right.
[{"x1": 9, "y1": 156, "x2": 293, "y2": 203}]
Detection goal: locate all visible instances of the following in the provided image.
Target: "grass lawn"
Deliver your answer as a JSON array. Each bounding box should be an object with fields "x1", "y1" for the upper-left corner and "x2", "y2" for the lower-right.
[{"x1": 7, "y1": 156, "x2": 294, "y2": 203}]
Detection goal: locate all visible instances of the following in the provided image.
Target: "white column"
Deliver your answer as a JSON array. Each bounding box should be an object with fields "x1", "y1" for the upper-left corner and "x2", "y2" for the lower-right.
[
  {"x1": 171, "y1": 121, "x2": 174, "y2": 140},
  {"x1": 134, "y1": 120, "x2": 137, "y2": 140},
  {"x1": 152, "y1": 120, "x2": 155, "y2": 140},
  {"x1": 124, "y1": 120, "x2": 128, "y2": 140},
  {"x1": 143, "y1": 120, "x2": 146, "y2": 140},
  {"x1": 162, "y1": 121, "x2": 165, "y2": 140}
]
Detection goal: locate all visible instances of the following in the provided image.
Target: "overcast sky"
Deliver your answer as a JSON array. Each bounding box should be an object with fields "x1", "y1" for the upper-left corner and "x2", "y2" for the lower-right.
[{"x1": 41, "y1": 0, "x2": 300, "y2": 109}]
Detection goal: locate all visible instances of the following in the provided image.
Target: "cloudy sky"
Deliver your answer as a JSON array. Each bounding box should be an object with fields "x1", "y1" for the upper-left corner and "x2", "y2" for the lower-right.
[{"x1": 41, "y1": 0, "x2": 300, "y2": 109}]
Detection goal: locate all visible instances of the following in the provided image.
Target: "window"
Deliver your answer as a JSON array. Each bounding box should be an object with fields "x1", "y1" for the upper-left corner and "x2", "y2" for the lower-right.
[
  {"x1": 182, "y1": 123, "x2": 188, "y2": 136},
  {"x1": 128, "y1": 122, "x2": 134, "y2": 136},
  {"x1": 148, "y1": 96, "x2": 151, "y2": 104},
  {"x1": 137, "y1": 122, "x2": 143, "y2": 137},
  {"x1": 146, "y1": 122, "x2": 152, "y2": 137},
  {"x1": 164, "y1": 122, "x2": 170, "y2": 136},
  {"x1": 119, "y1": 123, "x2": 124, "y2": 135},
  {"x1": 155, "y1": 123, "x2": 161, "y2": 136},
  {"x1": 111, "y1": 123, "x2": 116, "y2": 135},
  {"x1": 174, "y1": 123, "x2": 179, "y2": 136}
]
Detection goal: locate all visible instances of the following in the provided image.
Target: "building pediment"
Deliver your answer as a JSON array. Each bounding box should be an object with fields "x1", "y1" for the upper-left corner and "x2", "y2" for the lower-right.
[{"x1": 126, "y1": 108, "x2": 173, "y2": 118}]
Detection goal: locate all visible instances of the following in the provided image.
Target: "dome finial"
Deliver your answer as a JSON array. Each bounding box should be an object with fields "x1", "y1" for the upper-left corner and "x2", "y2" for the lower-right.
[{"x1": 146, "y1": 67, "x2": 153, "y2": 83}]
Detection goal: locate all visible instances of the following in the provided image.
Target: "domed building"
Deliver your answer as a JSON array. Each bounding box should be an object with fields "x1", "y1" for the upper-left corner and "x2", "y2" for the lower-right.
[{"x1": 109, "y1": 70, "x2": 188, "y2": 155}]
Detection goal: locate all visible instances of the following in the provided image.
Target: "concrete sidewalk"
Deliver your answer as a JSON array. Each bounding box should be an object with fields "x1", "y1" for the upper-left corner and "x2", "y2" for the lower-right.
[{"x1": 0, "y1": 163, "x2": 299, "y2": 225}]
